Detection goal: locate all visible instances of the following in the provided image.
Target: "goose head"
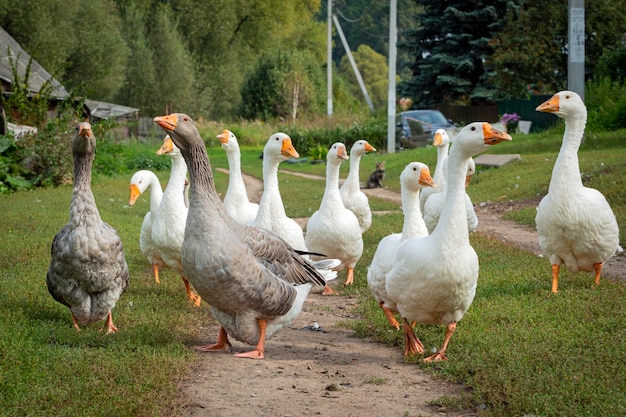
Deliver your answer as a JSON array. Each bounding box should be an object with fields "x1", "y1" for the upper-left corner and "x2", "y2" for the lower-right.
[
  {"x1": 217, "y1": 129, "x2": 239, "y2": 152},
  {"x1": 153, "y1": 113, "x2": 202, "y2": 153},
  {"x1": 129, "y1": 170, "x2": 155, "y2": 206},
  {"x1": 452, "y1": 122, "x2": 511, "y2": 157},
  {"x1": 72, "y1": 121, "x2": 96, "y2": 157},
  {"x1": 536, "y1": 90, "x2": 586, "y2": 120},
  {"x1": 401, "y1": 162, "x2": 435, "y2": 193},
  {"x1": 350, "y1": 140, "x2": 376, "y2": 157},
  {"x1": 156, "y1": 135, "x2": 183, "y2": 157},
  {"x1": 263, "y1": 133, "x2": 299, "y2": 162},
  {"x1": 465, "y1": 158, "x2": 476, "y2": 187},
  {"x1": 327, "y1": 142, "x2": 349, "y2": 166},
  {"x1": 432, "y1": 129, "x2": 450, "y2": 148}
]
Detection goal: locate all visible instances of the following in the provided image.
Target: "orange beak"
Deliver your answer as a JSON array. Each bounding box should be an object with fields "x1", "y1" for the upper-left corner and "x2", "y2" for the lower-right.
[
  {"x1": 482, "y1": 123, "x2": 512, "y2": 145},
  {"x1": 217, "y1": 129, "x2": 229, "y2": 144},
  {"x1": 536, "y1": 94, "x2": 560, "y2": 113},
  {"x1": 419, "y1": 167, "x2": 435, "y2": 187},
  {"x1": 129, "y1": 184, "x2": 140, "y2": 206},
  {"x1": 281, "y1": 137, "x2": 300, "y2": 158},
  {"x1": 153, "y1": 114, "x2": 178, "y2": 132},
  {"x1": 364, "y1": 142, "x2": 376, "y2": 153},
  {"x1": 156, "y1": 136, "x2": 174, "y2": 155},
  {"x1": 433, "y1": 131, "x2": 443, "y2": 146}
]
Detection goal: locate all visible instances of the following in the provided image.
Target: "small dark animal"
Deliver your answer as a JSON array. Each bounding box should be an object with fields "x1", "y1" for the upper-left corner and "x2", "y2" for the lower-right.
[{"x1": 366, "y1": 161, "x2": 385, "y2": 189}]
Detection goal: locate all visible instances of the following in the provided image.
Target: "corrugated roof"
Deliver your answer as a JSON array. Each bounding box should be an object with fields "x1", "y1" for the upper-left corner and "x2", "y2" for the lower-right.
[
  {"x1": 84, "y1": 99, "x2": 138, "y2": 120},
  {"x1": 0, "y1": 26, "x2": 69, "y2": 99}
]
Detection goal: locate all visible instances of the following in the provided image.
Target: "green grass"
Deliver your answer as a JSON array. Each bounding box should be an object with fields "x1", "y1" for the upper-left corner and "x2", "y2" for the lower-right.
[{"x1": 0, "y1": 124, "x2": 624, "y2": 416}]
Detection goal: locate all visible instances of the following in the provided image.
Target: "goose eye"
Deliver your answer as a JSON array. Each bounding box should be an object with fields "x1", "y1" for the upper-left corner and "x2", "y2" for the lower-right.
[
  {"x1": 183, "y1": 116, "x2": 189, "y2": 121},
  {"x1": 413, "y1": 166, "x2": 417, "y2": 171},
  {"x1": 471, "y1": 126, "x2": 476, "y2": 131}
]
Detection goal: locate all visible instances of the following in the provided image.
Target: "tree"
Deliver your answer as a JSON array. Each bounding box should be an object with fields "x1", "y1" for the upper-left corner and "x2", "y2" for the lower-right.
[
  {"x1": 489, "y1": 0, "x2": 626, "y2": 99},
  {"x1": 339, "y1": 44, "x2": 390, "y2": 110},
  {"x1": 400, "y1": 0, "x2": 512, "y2": 107}
]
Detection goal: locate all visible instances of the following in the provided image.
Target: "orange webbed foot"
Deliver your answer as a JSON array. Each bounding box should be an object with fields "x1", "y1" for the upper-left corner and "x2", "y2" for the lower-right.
[
  {"x1": 424, "y1": 351, "x2": 448, "y2": 362},
  {"x1": 322, "y1": 285, "x2": 336, "y2": 296},
  {"x1": 234, "y1": 349, "x2": 264, "y2": 359}
]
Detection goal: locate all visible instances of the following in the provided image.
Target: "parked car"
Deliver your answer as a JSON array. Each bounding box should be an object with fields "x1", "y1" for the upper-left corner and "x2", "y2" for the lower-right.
[{"x1": 395, "y1": 109, "x2": 458, "y2": 148}]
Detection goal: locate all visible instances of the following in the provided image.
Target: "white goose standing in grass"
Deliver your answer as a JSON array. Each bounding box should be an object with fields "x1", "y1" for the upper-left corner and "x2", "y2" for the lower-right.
[
  {"x1": 153, "y1": 113, "x2": 339, "y2": 359},
  {"x1": 252, "y1": 132, "x2": 307, "y2": 251},
  {"x1": 217, "y1": 129, "x2": 259, "y2": 225},
  {"x1": 339, "y1": 140, "x2": 376, "y2": 233},
  {"x1": 535, "y1": 90, "x2": 621, "y2": 293},
  {"x1": 305, "y1": 142, "x2": 364, "y2": 295},
  {"x1": 423, "y1": 157, "x2": 477, "y2": 234},
  {"x1": 367, "y1": 162, "x2": 434, "y2": 330},
  {"x1": 419, "y1": 129, "x2": 449, "y2": 214},
  {"x1": 152, "y1": 136, "x2": 201, "y2": 306},
  {"x1": 129, "y1": 169, "x2": 165, "y2": 283},
  {"x1": 386, "y1": 122, "x2": 511, "y2": 361},
  {"x1": 47, "y1": 121, "x2": 129, "y2": 333}
]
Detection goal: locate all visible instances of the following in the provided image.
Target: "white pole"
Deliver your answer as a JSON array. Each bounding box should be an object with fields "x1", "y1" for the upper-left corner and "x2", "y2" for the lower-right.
[
  {"x1": 333, "y1": 14, "x2": 374, "y2": 112},
  {"x1": 387, "y1": 0, "x2": 397, "y2": 153},
  {"x1": 568, "y1": 0, "x2": 585, "y2": 101},
  {"x1": 327, "y1": 0, "x2": 333, "y2": 124}
]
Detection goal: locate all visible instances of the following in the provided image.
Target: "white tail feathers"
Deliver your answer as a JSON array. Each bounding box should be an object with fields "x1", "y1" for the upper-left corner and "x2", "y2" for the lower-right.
[{"x1": 312, "y1": 259, "x2": 341, "y2": 282}]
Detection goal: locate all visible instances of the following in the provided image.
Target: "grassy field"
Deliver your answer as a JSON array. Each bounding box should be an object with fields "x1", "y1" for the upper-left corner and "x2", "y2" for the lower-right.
[{"x1": 0, "y1": 125, "x2": 624, "y2": 416}]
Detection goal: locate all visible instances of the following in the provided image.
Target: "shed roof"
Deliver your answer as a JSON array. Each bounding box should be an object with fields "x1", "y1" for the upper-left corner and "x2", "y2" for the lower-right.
[
  {"x1": 84, "y1": 99, "x2": 138, "y2": 121},
  {"x1": 0, "y1": 27, "x2": 69, "y2": 99}
]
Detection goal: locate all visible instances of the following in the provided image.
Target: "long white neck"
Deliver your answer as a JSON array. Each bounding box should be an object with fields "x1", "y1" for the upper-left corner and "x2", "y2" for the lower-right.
[
  {"x1": 549, "y1": 115, "x2": 586, "y2": 194},
  {"x1": 162, "y1": 154, "x2": 188, "y2": 206},
  {"x1": 343, "y1": 153, "x2": 362, "y2": 192},
  {"x1": 321, "y1": 161, "x2": 344, "y2": 209},
  {"x1": 434, "y1": 145, "x2": 449, "y2": 186},
  {"x1": 401, "y1": 187, "x2": 428, "y2": 241},
  {"x1": 258, "y1": 156, "x2": 287, "y2": 216},
  {"x1": 430, "y1": 149, "x2": 470, "y2": 248},
  {"x1": 148, "y1": 175, "x2": 164, "y2": 213},
  {"x1": 225, "y1": 148, "x2": 249, "y2": 200}
]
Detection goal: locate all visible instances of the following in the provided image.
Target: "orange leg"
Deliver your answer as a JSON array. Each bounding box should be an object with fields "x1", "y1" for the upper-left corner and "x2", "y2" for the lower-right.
[
  {"x1": 195, "y1": 327, "x2": 233, "y2": 353},
  {"x1": 322, "y1": 285, "x2": 335, "y2": 296},
  {"x1": 71, "y1": 312, "x2": 81, "y2": 331},
  {"x1": 234, "y1": 319, "x2": 266, "y2": 359},
  {"x1": 152, "y1": 263, "x2": 160, "y2": 284},
  {"x1": 593, "y1": 262, "x2": 603, "y2": 286},
  {"x1": 380, "y1": 301, "x2": 400, "y2": 330},
  {"x1": 402, "y1": 318, "x2": 424, "y2": 356},
  {"x1": 182, "y1": 276, "x2": 202, "y2": 306},
  {"x1": 344, "y1": 268, "x2": 354, "y2": 286},
  {"x1": 551, "y1": 264, "x2": 560, "y2": 293},
  {"x1": 104, "y1": 312, "x2": 119, "y2": 334},
  {"x1": 424, "y1": 322, "x2": 457, "y2": 362}
]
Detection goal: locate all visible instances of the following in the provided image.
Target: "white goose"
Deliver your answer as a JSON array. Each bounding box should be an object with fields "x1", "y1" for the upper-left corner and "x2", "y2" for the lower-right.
[
  {"x1": 386, "y1": 122, "x2": 511, "y2": 361},
  {"x1": 129, "y1": 170, "x2": 165, "y2": 283},
  {"x1": 152, "y1": 136, "x2": 202, "y2": 306},
  {"x1": 153, "y1": 113, "x2": 339, "y2": 359},
  {"x1": 535, "y1": 90, "x2": 621, "y2": 293},
  {"x1": 339, "y1": 140, "x2": 376, "y2": 233},
  {"x1": 419, "y1": 129, "x2": 450, "y2": 214},
  {"x1": 305, "y1": 142, "x2": 364, "y2": 295},
  {"x1": 423, "y1": 157, "x2": 478, "y2": 234},
  {"x1": 47, "y1": 122, "x2": 129, "y2": 333},
  {"x1": 252, "y1": 132, "x2": 307, "y2": 251},
  {"x1": 367, "y1": 162, "x2": 434, "y2": 330},
  {"x1": 217, "y1": 129, "x2": 259, "y2": 225}
]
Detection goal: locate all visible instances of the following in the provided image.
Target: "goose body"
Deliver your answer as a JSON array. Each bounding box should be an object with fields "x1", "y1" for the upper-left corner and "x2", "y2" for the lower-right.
[
  {"x1": 535, "y1": 91, "x2": 620, "y2": 293},
  {"x1": 386, "y1": 123, "x2": 511, "y2": 361},
  {"x1": 47, "y1": 122, "x2": 129, "y2": 333},
  {"x1": 305, "y1": 142, "x2": 364, "y2": 293},
  {"x1": 217, "y1": 129, "x2": 259, "y2": 225},
  {"x1": 152, "y1": 136, "x2": 201, "y2": 306},
  {"x1": 367, "y1": 162, "x2": 434, "y2": 330},
  {"x1": 419, "y1": 129, "x2": 449, "y2": 214},
  {"x1": 153, "y1": 113, "x2": 338, "y2": 359},
  {"x1": 129, "y1": 169, "x2": 165, "y2": 283},
  {"x1": 252, "y1": 133, "x2": 307, "y2": 251},
  {"x1": 339, "y1": 140, "x2": 376, "y2": 233},
  {"x1": 423, "y1": 157, "x2": 477, "y2": 234}
]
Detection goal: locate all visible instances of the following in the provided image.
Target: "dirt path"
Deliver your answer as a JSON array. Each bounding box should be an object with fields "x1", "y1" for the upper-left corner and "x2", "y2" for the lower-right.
[{"x1": 179, "y1": 169, "x2": 624, "y2": 417}]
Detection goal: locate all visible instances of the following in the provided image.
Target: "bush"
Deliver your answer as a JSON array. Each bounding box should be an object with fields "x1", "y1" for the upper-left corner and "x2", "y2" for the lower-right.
[{"x1": 586, "y1": 77, "x2": 626, "y2": 131}]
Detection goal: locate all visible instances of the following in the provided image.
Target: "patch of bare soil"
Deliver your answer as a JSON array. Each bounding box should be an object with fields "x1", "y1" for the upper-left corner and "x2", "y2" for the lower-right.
[{"x1": 181, "y1": 169, "x2": 623, "y2": 416}]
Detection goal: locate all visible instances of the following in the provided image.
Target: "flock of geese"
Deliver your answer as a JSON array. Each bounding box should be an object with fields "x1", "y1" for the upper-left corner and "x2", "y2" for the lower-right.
[{"x1": 46, "y1": 91, "x2": 621, "y2": 361}]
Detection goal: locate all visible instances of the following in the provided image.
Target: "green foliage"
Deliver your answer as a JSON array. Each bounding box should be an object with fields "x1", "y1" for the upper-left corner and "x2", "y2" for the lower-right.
[
  {"x1": 585, "y1": 78, "x2": 626, "y2": 130},
  {"x1": 339, "y1": 44, "x2": 391, "y2": 110},
  {"x1": 595, "y1": 44, "x2": 626, "y2": 83},
  {"x1": 400, "y1": 0, "x2": 511, "y2": 106}
]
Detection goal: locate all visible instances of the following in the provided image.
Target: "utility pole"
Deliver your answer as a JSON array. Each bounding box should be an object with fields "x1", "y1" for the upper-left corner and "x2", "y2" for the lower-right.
[
  {"x1": 387, "y1": 0, "x2": 397, "y2": 153},
  {"x1": 327, "y1": 0, "x2": 333, "y2": 125},
  {"x1": 568, "y1": 0, "x2": 585, "y2": 101}
]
